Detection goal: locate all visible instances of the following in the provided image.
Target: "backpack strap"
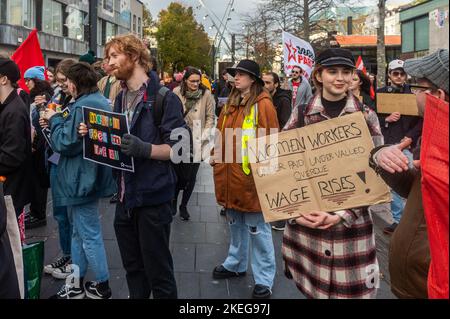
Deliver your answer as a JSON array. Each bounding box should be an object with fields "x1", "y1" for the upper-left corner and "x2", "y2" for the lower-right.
[{"x1": 153, "y1": 86, "x2": 170, "y2": 127}]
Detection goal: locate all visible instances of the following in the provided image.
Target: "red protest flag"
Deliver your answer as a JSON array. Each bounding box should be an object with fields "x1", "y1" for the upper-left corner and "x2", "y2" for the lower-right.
[
  {"x1": 11, "y1": 29, "x2": 46, "y2": 92},
  {"x1": 356, "y1": 56, "x2": 367, "y2": 74},
  {"x1": 420, "y1": 94, "x2": 449, "y2": 299}
]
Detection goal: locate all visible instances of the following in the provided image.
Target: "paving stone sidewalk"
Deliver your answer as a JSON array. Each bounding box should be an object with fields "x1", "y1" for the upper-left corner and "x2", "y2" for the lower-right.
[{"x1": 28, "y1": 163, "x2": 396, "y2": 299}]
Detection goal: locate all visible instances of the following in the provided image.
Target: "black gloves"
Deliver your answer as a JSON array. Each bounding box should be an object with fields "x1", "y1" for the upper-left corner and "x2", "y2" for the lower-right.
[{"x1": 120, "y1": 134, "x2": 152, "y2": 159}]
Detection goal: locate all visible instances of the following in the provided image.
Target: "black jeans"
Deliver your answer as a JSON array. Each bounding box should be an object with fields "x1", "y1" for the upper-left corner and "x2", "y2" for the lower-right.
[
  {"x1": 114, "y1": 201, "x2": 177, "y2": 299},
  {"x1": 0, "y1": 233, "x2": 21, "y2": 299},
  {"x1": 175, "y1": 162, "x2": 200, "y2": 207}
]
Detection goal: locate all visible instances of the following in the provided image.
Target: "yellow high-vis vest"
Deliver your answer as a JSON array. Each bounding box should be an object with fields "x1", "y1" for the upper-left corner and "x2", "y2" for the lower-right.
[{"x1": 221, "y1": 104, "x2": 259, "y2": 175}]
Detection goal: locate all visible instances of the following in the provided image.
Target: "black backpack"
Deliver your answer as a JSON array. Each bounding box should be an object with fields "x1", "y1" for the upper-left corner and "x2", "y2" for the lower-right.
[{"x1": 152, "y1": 86, "x2": 194, "y2": 160}]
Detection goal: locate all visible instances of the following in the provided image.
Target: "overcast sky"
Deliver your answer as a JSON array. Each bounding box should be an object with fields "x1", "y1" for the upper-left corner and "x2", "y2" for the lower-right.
[{"x1": 144, "y1": 0, "x2": 413, "y2": 32}]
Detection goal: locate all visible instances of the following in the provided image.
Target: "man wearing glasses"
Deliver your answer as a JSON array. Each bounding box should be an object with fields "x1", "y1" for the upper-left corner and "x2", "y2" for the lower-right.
[
  {"x1": 376, "y1": 59, "x2": 423, "y2": 235},
  {"x1": 288, "y1": 65, "x2": 312, "y2": 123}
]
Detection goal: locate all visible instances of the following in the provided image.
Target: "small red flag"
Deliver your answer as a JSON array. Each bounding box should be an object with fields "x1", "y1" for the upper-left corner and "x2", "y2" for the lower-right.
[
  {"x1": 11, "y1": 29, "x2": 47, "y2": 92},
  {"x1": 356, "y1": 56, "x2": 367, "y2": 75}
]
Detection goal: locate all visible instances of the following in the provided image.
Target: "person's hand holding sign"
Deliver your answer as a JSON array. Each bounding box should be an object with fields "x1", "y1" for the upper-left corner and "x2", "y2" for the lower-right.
[
  {"x1": 78, "y1": 123, "x2": 88, "y2": 137},
  {"x1": 376, "y1": 139, "x2": 412, "y2": 174},
  {"x1": 120, "y1": 134, "x2": 152, "y2": 159}
]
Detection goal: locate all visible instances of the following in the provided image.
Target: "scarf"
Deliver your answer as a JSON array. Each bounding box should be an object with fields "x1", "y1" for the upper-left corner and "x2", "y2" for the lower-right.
[{"x1": 185, "y1": 90, "x2": 202, "y2": 112}]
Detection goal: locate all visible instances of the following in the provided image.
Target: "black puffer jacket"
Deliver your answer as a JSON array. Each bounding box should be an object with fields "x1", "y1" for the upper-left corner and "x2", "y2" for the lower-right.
[
  {"x1": 272, "y1": 88, "x2": 292, "y2": 129},
  {"x1": 0, "y1": 90, "x2": 32, "y2": 213}
]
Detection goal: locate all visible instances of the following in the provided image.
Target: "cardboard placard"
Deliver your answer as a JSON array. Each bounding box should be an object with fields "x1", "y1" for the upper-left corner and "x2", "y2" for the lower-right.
[
  {"x1": 377, "y1": 93, "x2": 419, "y2": 116},
  {"x1": 82, "y1": 106, "x2": 134, "y2": 172},
  {"x1": 248, "y1": 112, "x2": 391, "y2": 223}
]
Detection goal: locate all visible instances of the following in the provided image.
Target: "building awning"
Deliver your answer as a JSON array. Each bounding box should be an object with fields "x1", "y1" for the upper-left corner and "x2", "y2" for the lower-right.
[{"x1": 335, "y1": 35, "x2": 401, "y2": 47}]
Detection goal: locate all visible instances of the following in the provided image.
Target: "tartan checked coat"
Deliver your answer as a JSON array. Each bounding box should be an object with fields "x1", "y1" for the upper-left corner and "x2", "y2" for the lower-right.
[{"x1": 282, "y1": 93, "x2": 384, "y2": 299}]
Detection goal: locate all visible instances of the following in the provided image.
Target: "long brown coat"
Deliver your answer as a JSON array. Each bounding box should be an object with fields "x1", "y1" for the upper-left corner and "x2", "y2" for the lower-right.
[{"x1": 213, "y1": 91, "x2": 279, "y2": 213}]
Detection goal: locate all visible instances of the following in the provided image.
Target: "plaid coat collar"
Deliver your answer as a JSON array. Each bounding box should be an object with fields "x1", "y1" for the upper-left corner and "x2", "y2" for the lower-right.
[{"x1": 305, "y1": 93, "x2": 363, "y2": 120}]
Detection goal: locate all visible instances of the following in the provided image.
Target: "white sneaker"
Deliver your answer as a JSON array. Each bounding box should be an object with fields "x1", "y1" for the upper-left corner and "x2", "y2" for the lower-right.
[
  {"x1": 52, "y1": 264, "x2": 73, "y2": 280},
  {"x1": 44, "y1": 256, "x2": 71, "y2": 274}
]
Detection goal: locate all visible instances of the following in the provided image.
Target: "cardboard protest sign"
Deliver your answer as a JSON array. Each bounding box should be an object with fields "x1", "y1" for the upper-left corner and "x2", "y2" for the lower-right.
[
  {"x1": 377, "y1": 93, "x2": 419, "y2": 116},
  {"x1": 282, "y1": 31, "x2": 315, "y2": 79},
  {"x1": 82, "y1": 106, "x2": 134, "y2": 172},
  {"x1": 248, "y1": 112, "x2": 391, "y2": 223}
]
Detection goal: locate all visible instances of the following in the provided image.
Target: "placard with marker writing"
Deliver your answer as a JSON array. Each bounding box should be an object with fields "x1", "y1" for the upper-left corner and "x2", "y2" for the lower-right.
[
  {"x1": 82, "y1": 106, "x2": 134, "y2": 172},
  {"x1": 248, "y1": 112, "x2": 391, "y2": 223}
]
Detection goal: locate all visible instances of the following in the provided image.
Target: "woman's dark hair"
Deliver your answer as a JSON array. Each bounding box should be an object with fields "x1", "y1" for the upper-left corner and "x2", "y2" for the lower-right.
[
  {"x1": 30, "y1": 78, "x2": 54, "y2": 100},
  {"x1": 66, "y1": 62, "x2": 99, "y2": 97},
  {"x1": 180, "y1": 66, "x2": 206, "y2": 96},
  {"x1": 355, "y1": 70, "x2": 372, "y2": 96},
  {"x1": 55, "y1": 58, "x2": 77, "y2": 77}
]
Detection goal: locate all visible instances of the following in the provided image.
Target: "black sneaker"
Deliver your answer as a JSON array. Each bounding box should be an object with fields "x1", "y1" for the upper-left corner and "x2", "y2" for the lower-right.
[
  {"x1": 271, "y1": 221, "x2": 286, "y2": 231},
  {"x1": 110, "y1": 193, "x2": 118, "y2": 204},
  {"x1": 383, "y1": 223, "x2": 398, "y2": 235},
  {"x1": 85, "y1": 281, "x2": 112, "y2": 299},
  {"x1": 179, "y1": 206, "x2": 190, "y2": 221},
  {"x1": 44, "y1": 255, "x2": 71, "y2": 275},
  {"x1": 212, "y1": 265, "x2": 246, "y2": 279},
  {"x1": 25, "y1": 215, "x2": 47, "y2": 229},
  {"x1": 51, "y1": 284, "x2": 85, "y2": 299},
  {"x1": 52, "y1": 264, "x2": 73, "y2": 280},
  {"x1": 219, "y1": 208, "x2": 226, "y2": 216},
  {"x1": 252, "y1": 284, "x2": 272, "y2": 299}
]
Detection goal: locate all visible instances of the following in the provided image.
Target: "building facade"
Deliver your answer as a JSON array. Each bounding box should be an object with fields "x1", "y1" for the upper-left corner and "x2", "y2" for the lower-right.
[
  {"x1": 0, "y1": 0, "x2": 144, "y2": 66},
  {"x1": 400, "y1": 0, "x2": 449, "y2": 58}
]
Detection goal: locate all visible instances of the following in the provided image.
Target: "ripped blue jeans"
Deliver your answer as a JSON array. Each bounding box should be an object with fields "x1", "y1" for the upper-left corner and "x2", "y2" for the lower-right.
[{"x1": 222, "y1": 209, "x2": 276, "y2": 288}]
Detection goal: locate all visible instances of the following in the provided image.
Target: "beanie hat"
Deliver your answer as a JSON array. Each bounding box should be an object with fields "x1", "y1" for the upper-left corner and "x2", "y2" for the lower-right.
[
  {"x1": 0, "y1": 58, "x2": 21, "y2": 83},
  {"x1": 79, "y1": 50, "x2": 96, "y2": 65},
  {"x1": 404, "y1": 49, "x2": 449, "y2": 94},
  {"x1": 24, "y1": 66, "x2": 46, "y2": 80}
]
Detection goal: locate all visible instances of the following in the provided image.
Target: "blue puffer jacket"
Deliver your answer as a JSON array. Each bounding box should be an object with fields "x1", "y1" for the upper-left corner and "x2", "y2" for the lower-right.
[
  {"x1": 113, "y1": 71, "x2": 186, "y2": 210},
  {"x1": 49, "y1": 92, "x2": 117, "y2": 207}
]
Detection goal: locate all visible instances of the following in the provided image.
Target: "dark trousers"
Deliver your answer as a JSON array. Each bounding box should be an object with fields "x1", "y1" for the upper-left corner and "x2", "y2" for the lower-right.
[
  {"x1": 29, "y1": 174, "x2": 48, "y2": 220},
  {"x1": 0, "y1": 233, "x2": 21, "y2": 299},
  {"x1": 175, "y1": 163, "x2": 200, "y2": 207},
  {"x1": 114, "y1": 201, "x2": 177, "y2": 299}
]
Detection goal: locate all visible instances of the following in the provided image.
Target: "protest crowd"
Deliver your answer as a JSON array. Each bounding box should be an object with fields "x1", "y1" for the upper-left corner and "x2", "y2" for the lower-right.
[{"x1": 0, "y1": 29, "x2": 448, "y2": 300}]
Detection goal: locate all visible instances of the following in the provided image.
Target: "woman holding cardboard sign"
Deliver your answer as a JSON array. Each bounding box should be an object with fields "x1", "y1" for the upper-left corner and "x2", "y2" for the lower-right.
[
  {"x1": 211, "y1": 60, "x2": 279, "y2": 299},
  {"x1": 282, "y1": 48, "x2": 384, "y2": 299}
]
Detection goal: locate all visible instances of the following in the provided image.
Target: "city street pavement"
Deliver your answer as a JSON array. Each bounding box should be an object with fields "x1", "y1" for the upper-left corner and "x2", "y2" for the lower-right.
[{"x1": 27, "y1": 163, "x2": 396, "y2": 299}]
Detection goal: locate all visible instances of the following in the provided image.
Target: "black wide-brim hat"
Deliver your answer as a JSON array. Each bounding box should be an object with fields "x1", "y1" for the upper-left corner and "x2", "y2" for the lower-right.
[{"x1": 226, "y1": 59, "x2": 264, "y2": 86}]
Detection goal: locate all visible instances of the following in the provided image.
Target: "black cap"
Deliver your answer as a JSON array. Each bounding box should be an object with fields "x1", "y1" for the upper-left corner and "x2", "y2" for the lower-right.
[
  {"x1": 0, "y1": 58, "x2": 21, "y2": 83},
  {"x1": 316, "y1": 48, "x2": 355, "y2": 68},
  {"x1": 226, "y1": 59, "x2": 264, "y2": 86}
]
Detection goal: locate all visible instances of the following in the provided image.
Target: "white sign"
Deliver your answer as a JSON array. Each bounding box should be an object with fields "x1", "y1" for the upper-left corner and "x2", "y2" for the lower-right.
[{"x1": 282, "y1": 31, "x2": 315, "y2": 79}]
